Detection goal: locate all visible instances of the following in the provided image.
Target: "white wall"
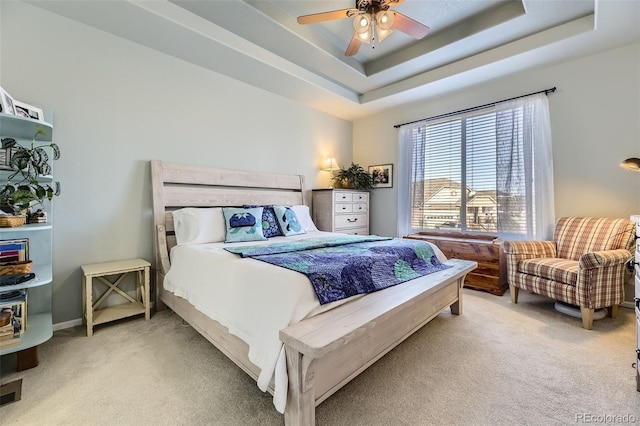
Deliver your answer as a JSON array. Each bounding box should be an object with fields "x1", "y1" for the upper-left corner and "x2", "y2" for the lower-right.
[
  {"x1": 355, "y1": 43, "x2": 640, "y2": 237},
  {"x1": 0, "y1": 2, "x2": 353, "y2": 324}
]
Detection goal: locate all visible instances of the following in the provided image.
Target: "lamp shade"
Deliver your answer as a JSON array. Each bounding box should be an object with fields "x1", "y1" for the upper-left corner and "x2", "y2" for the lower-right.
[
  {"x1": 354, "y1": 13, "x2": 372, "y2": 43},
  {"x1": 619, "y1": 157, "x2": 640, "y2": 172},
  {"x1": 323, "y1": 157, "x2": 341, "y2": 171},
  {"x1": 376, "y1": 10, "x2": 394, "y2": 31}
]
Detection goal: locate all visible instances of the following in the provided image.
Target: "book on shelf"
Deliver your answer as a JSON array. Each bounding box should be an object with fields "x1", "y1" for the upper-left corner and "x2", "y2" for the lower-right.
[
  {"x1": 0, "y1": 296, "x2": 22, "y2": 348},
  {"x1": 0, "y1": 289, "x2": 27, "y2": 335},
  {"x1": 0, "y1": 239, "x2": 29, "y2": 263}
]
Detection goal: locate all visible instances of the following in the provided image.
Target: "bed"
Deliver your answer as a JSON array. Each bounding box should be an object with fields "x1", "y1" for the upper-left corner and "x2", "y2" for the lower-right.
[{"x1": 150, "y1": 160, "x2": 477, "y2": 425}]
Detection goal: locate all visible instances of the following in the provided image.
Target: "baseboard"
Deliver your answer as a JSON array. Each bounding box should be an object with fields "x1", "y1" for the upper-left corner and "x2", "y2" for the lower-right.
[
  {"x1": 621, "y1": 301, "x2": 635, "y2": 309},
  {"x1": 52, "y1": 302, "x2": 156, "y2": 331},
  {"x1": 53, "y1": 318, "x2": 82, "y2": 331}
]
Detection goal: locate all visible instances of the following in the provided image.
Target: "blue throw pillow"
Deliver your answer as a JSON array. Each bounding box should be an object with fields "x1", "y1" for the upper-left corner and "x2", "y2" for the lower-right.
[
  {"x1": 273, "y1": 205, "x2": 306, "y2": 236},
  {"x1": 222, "y1": 207, "x2": 267, "y2": 243},
  {"x1": 243, "y1": 205, "x2": 283, "y2": 238}
]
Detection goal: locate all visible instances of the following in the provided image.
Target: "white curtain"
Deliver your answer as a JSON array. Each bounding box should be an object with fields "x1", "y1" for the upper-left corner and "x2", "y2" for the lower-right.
[
  {"x1": 397, "y1": 93, "x2": 555, "y2": 240},
  {"x1": 397, "y1": 121, "x2": 424, "y2": 237},
  {"x1": 497, "y1": 93, "x2": 555, "y2": 239}
]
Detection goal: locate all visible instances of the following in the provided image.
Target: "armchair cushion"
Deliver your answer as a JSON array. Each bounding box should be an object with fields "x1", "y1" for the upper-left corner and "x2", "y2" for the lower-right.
[{"x1": 518, "y1": 258, "x2": 578, "y2": 286}]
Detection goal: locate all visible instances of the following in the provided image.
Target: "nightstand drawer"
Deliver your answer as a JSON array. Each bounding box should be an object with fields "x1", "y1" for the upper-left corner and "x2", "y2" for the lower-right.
[
  {"x1": 334, "y1": 192, "x2": 353, "y2": 202},
  {"x1": 335, "y1": 203, "x2": 352, "y2": 213},
  {"x1": 335, "y1": 214, "x2": 367, "y2": 229},
  {"x1": 341, "y1": 227, "x2": 368, "y2": 235},
  {"x1": 353, "y1": 203, "x2": 367, "y2": 213}
]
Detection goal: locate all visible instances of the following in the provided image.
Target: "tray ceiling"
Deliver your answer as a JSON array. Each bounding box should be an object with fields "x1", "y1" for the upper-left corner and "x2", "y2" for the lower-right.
[{"x1": 26, "y1": 0, "x2": 640, "y2": 120}]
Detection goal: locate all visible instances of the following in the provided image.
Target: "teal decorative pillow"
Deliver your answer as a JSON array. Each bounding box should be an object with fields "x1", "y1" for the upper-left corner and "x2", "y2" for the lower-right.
[
  {"x1": 273, "y1": 205, "x2": 306, "y2": 236},
  {"x1": 222, "y1": 207, "x2": 267, "y2": 243}
]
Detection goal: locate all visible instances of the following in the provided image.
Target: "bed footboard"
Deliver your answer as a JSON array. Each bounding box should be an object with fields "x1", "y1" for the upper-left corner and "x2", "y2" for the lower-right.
[{"x1": 279, "y1": 259, "x2": 476, "y2": 425}]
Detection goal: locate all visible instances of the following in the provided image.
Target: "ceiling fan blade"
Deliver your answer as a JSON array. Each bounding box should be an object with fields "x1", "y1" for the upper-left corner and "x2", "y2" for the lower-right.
[
  {"x1": 392, "y1": 11, "x2": 430, "y2": 39},
  {"x1": 297, "y1": 8, "x2": 358, "y2": 25},
  {"x1": 345, "y1": 33, "x2": 363, "y2": 56},
  {"x1": 384, "y1": 0, "x2": 405, "y2": 6}
]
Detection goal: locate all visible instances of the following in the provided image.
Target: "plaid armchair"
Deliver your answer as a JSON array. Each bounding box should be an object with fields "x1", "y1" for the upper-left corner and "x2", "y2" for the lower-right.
[{"x1": 503, "y1": 217, "x2": 635, "y2": 329}]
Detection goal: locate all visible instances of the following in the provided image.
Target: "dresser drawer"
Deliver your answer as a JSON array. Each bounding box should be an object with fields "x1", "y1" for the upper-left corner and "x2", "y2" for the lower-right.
[
  {"x1": 334, "y1": 192, "x2": 353, "y2": 202},
  {"x1": 335, "y1": 203, "x2": 352, "y2": 213},
  {"x1": 635, "y1": 264, "x2": 640, "y2": 299},
  {"x1": 352, "y1": 203, "x2": 367, "y2": 213},
  {"x1": 352, "y1": 192, "x2": 369, "y2": 202},
  {"x1": 340, "y1": 227, "x2": 368, "y2": 235},
  {"x1": 335, "y1": 214, "x2": 368, "y2": 229}
]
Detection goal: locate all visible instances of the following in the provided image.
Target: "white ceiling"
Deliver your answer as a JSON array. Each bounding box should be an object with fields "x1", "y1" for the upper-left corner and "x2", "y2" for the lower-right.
[{"x1": 27, "y1": 0, "x2": 640, "y2": 121}]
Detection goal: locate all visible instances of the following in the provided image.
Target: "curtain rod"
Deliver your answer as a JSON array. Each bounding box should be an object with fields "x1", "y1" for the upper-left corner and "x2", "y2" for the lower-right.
[{"x1": 393, "y1": 86, "x2": 557, "y2": 129}]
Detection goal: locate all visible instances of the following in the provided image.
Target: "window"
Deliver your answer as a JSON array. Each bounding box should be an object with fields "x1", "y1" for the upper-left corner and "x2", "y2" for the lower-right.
[{"x1": 398, "y1": 93, "x2": 555, "y2": 240}]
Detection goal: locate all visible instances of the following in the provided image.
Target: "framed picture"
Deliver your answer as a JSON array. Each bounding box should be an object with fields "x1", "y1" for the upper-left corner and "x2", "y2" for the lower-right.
[
  {"x1": 0, "y1": 87, "x2": 16, "y2": 115},
  {"x1": 0, "y1": 148, "x2": 16, "y2": 171},
  {"x1": 13, "y1": 100, "x2": 44, "y2": 122},
  {"x1": 369, "y1": 164, "x2": 393, "y2": 188}
]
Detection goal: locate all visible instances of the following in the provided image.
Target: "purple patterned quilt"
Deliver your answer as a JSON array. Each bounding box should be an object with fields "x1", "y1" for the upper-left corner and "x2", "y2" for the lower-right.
[{"x1": 226, "y1": 236, "x2": 451, "y2": 304}]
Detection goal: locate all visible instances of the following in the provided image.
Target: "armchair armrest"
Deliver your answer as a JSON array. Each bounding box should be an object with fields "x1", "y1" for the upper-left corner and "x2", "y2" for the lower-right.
[
  {"x1": 578, "y1": 249, "x2": 633, "y2": 269},
  {"x1": 502, "y1": 240, "x2": 557, "y2": 258}
]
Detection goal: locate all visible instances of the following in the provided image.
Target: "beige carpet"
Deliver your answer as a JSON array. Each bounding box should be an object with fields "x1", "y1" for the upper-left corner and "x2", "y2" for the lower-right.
[{"x1": 1, "y1": 288, "x2": 638, "y2": 425}]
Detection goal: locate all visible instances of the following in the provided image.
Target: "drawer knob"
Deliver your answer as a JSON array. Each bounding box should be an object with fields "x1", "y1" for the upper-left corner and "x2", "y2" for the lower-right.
[{"x1": 347, "y1": 218, "x2": 358, "y2": 223}]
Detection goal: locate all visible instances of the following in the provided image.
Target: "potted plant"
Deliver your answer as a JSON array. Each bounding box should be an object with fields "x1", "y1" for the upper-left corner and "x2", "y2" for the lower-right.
[
  {"x1": 0, "y1": 127, "x2": 60, "y2": 217},
  {"x1": 332, "y1": 162, "x2": 374, "y2": 190}
]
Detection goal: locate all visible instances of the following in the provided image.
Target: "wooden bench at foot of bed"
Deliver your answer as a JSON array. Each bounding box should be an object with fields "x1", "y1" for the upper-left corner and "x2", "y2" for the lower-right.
[{"x1": 280, "y1": 258, "x2": 476, "y2": 425}]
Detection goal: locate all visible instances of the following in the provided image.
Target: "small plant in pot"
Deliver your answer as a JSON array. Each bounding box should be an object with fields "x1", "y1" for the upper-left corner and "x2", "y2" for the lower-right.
[
  {"x1": 0, "y1": 128, "x2": 60, "y2": 220},
  {"x1": 332, "y1": 162, "x2": 374, "y2": 191}
]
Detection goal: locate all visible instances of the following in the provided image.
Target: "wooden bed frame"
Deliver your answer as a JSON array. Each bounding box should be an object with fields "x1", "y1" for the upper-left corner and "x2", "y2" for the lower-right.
[{"x1": 150, "y1": 160, "x2": 477, "y2": 425}]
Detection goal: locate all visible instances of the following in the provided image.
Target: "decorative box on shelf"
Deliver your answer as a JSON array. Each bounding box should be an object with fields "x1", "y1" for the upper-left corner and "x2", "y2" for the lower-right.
[{"x1": 28, "y1": 209, "x2": 47, "y2": 224}]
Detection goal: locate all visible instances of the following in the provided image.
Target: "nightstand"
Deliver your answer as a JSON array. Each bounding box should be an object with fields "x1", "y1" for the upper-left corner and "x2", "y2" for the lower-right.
[
  {"x1": 312, "y1": 189, "x2": 369, "y2": 235},
  {"x1": 81, "y1": 258, "x2": 150, "y2": 337}
]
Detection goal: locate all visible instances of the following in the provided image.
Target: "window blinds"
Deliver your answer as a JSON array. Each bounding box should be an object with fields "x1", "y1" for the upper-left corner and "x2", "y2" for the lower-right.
[{"x1": 402, "y1": 94, "x2": 553, "y2": 239}]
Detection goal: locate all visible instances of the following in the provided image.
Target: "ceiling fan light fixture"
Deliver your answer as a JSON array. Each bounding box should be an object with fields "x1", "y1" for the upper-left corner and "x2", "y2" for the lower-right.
[
  {"x1": 620, "y1": 157, "x2": 640, "y2": 172},
  {"x1": 376, "y1": 10, "x2": 394, "y2": 31},
  {"x1": 376, "y1": 25, "x2": 393, "y2": 42},
  {"x1": 356, "y1": 28, "x2": 372, "y2": 43},
  {"x1": 354, "y1": 13, "x2": 371, "y2": 34}
]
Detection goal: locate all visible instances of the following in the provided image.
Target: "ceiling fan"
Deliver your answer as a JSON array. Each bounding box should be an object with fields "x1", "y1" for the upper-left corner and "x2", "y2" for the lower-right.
[{"x1": 297, "y1": 0, "x2": 430, "y2": 56}]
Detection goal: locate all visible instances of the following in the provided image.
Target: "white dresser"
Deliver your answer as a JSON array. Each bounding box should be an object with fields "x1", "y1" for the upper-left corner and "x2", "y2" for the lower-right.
[
  {"x1": 312, "y1": 189, "x2": 369, "y2": 235},
  {"x1": 632, "y1": 214, "x2": 640, "y2": 392}
]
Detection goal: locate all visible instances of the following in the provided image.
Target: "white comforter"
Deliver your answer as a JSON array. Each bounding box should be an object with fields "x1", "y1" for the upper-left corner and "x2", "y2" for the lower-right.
[{"x1": 164, "y1": 231, "x2": 446, "y2": 412}]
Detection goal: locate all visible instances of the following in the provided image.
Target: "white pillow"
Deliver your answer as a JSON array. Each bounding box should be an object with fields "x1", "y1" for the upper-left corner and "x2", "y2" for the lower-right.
[
  {"x1": 172, "y1": 207, "x2": 226, "y2": 245},
  {"x1": 290, "y1": 205, "x2": 318, "y2": 232}
]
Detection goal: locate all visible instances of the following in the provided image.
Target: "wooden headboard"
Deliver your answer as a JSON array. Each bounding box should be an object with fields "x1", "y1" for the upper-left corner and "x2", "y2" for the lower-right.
[{"x1": 150, "y1": 160, "x2": 306, "y2": 284}]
